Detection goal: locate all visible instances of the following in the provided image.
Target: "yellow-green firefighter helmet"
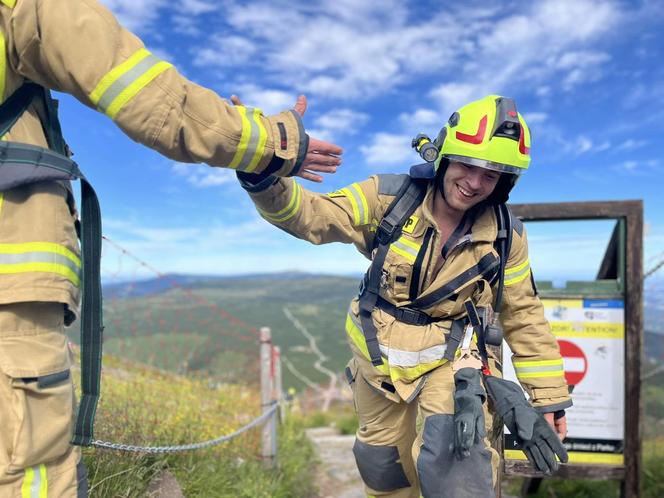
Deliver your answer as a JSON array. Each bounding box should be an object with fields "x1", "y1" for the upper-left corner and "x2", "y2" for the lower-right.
[{"x1": 433, "y1": 95, "x2": 531, "y2": 176}]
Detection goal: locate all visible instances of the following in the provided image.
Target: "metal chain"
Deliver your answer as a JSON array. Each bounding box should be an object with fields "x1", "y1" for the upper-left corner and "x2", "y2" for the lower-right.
[{"x1": 91, "y1": 402, "x2": 279, "y2": 454}]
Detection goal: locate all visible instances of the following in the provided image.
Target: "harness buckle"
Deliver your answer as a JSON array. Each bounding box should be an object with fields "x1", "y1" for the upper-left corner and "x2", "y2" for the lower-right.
[
  {"x1": 399, "y1": 307, "x2": 428, "y2": 326},
  {"x1": 376, "y1": 217, "x2": 398, "y2": 245}
]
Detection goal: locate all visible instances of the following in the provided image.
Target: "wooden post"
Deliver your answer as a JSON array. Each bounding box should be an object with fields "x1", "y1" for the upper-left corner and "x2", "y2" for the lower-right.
[
  {"x1": 260, "y1": 327, "x2": 276, "y2": 468},
  {"x1": 273, "y1": 346, "x2": 285, "y2": 422}
]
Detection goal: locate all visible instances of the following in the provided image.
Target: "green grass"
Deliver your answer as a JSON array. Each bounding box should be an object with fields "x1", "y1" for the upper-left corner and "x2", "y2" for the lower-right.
[{"x1": 78, "y1": 354, "x2": 317, "y2": 498}]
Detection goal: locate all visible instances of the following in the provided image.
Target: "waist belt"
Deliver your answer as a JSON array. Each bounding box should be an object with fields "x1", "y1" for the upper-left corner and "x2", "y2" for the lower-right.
[
  {"x1": 375, "y1": 296, "x2": 468, "y2": 361},
  {"x1": 375, "y1": 296, "x2": 436, "y2": 326}
]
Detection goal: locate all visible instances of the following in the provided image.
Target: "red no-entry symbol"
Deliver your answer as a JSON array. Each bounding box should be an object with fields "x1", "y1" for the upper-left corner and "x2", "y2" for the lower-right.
[{"x1": 558, "y1": 339, "x2": 588, "y2": 386}]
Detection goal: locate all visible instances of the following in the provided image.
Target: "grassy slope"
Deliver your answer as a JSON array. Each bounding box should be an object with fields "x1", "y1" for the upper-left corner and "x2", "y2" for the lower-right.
[{"x1": 80, "y1": 354, "x2": 317, "y2": 497}]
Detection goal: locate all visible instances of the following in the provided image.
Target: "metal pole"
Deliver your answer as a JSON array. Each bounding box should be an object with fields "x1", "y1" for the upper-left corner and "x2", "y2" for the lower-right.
[{"x1": 260, "y1": 327, "x2": 276, "y2": 468}]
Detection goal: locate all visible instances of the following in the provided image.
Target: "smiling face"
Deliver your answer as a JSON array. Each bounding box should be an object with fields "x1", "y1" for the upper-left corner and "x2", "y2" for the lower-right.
[{"x1": 440, "y1": 161, "x2": 501, "y2": 214}]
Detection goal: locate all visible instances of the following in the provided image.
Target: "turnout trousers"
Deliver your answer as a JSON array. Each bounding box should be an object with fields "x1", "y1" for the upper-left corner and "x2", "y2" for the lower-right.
[
  {"x1": 349, "y1": 361, "x2": 500, "y2": 498},
  {"x1": 0, "y1": 303, "x2": 87, "y2": 498}
]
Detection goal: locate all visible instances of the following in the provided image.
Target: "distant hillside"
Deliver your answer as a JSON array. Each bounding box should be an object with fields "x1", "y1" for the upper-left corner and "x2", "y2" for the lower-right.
[
  {"x1": 68, "y1": 272, "x2": 664, "y2": 392},
  {"x1": 87, "y1": 273, "x2": 361, "y2": 391},
  {"x1": 646, "y1": 330, "x2": 664, "y2": 362}
]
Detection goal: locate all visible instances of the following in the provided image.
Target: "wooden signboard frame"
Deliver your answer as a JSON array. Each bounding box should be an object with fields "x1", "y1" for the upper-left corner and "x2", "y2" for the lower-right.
[{"x1": 502, "y1": 200, "x2": 643, "y2": 498}]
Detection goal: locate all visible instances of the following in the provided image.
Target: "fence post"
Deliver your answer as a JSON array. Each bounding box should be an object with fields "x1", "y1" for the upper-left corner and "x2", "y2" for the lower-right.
[
  {"x1": 273, "y1": 346, "x2": 285, "y2": 421},
  {"x1": 260, "y1": 327, "x2": 276, "y2": 468}
]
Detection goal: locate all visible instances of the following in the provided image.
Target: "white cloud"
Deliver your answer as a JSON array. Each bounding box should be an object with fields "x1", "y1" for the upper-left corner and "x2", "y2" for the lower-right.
[
  {"x1": 359, "y1": 133, "x2": 418, "y2": 166},
  {"x1": 179, "y1": 0, "x2": 217, "y2": 15},
  {"x1": 611, "y1": 159, "x2": 661, "y2": 175},
  {"x1": 194, "y1": 36, "x2": 258, "y2": 67},
  {"x1": 100, "y1": 0, "x2": 168, "y2": 32},
  {"x1": 228, "y1": 84, "x2": 295, "y2": 115},
  {"x1": 399, "y1": 109, "x2": 441, "y2": 130},
  {"x1": 523, "y1": 112, "x2": 549, "y2": 124},
  {"x1": 311, "y1": 109, "x2": 369, "y2": 140},
  {"x1": 616, "y1": 139, "x2": 648, "y2": 151},
  {"x1": 171, "y1": 163, "x2": 236, "y2": 187}
]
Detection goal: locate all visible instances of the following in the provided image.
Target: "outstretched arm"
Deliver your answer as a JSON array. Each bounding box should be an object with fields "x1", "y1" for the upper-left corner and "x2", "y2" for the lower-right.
[{"x1": 6, "y1": 0, "x2": 341, "y2": 177}]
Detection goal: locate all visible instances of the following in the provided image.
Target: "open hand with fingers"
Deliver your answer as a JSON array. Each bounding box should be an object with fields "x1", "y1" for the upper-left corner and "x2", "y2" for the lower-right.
[{"x1": 231, "y1": 94, "x2": 342, "y2": 183}]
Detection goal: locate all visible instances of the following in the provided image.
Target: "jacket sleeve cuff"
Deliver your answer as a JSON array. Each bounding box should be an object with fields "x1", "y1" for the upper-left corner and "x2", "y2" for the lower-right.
[
  {"x1": 236, "y1": 171, "x2": 279, "y2": 193},
  {"x1": 265, "y1": 110, "x2": 309, "y2": 177},
  {"x1": 535, "y1": 399, "x2": 573, "y2": 413}
]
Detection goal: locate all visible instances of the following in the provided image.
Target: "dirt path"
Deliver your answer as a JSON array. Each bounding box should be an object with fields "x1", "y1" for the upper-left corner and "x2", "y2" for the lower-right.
[{"x1": 305, "y1": 427, "x2": 365, "y2": 498}]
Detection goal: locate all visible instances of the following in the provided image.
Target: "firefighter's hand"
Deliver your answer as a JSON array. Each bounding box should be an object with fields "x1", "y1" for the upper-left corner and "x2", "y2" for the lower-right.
[
  {"x1": 544, "y1": 412, "x2": 568, "y2": 441},
  {"x1": 230, "y1": 95, "x2": 342, "y2": 183}
]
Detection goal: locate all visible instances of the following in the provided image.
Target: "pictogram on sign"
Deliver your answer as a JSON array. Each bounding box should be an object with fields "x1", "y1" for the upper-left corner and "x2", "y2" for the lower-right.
[{"x1": 558, "y1": 339, "x2": 588, "y2": 386}]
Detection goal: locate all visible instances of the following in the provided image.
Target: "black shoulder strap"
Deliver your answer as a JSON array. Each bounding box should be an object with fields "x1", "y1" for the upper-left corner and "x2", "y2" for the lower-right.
[
  {"x1": 359, "y1": 176, "x2": 428, "y2": 365},
  {"x1": 492, "y1": 203, "x2": 513, "y2": 314},
  {"x1": 0, "y1": 83, "x2": 103, "y2": 446}
]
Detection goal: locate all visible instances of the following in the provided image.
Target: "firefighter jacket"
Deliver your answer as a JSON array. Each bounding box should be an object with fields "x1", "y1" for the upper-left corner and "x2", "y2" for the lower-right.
[
  {"x1": 0, "y1": 0, "x2": 308, "y2": 312},
  {"x1": 242, "y1": 174, "x2": 572, "y2": 412}
]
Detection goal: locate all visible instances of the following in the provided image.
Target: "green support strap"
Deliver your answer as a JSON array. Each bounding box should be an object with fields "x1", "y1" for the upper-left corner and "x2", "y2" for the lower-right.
[{"x1": 0, "y1": 82, "x2": 103, "y2": 446}]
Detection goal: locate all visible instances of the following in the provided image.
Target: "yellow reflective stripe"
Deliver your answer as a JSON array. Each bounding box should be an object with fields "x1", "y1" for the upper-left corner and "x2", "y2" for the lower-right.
[
  {"x1": 389, "y1": 358, "x2": 447, "y2": 382},
  {"x1": 258, "y1": 183, "x2": 302, "y2": 223},
  {"x1": 504, "y1": 259, "x2": 531, "y2": 286},
  {"x1": 389, "y1": 243, "x2": 417, "y2": 263},
  {"x1": 506, "y1": 449, "x2": 623, "y2": 465},
  {"x1": 514, "y1": 358, "x2": 564, "y2": 378},
  {"x1": 105, "y1": 61, "x2": 172, "y2": 119},
  {"x1": 505, "y1": 259, "x2": 529, "y2": 275},
  {"x1": 350, "y1": 183, "x2": 369, "y2": 225},
  {"x1": 340, "y1": 187, "x2": 360, "y2": 225},
  {"x1": 0, "y1": 29, "x2": 6, "y2": 102},
  {"x1": 345, "y1": 311, "x2": 389, "y2": 375},
  {"x1": 389, "y1": 236, "x2": 421, "y2": 263},
  {"x1": 1, "y1": 0, "x2": 16, "y2": 8},
  {"x1": 396, "y1": 237, "x2": 420, "y2": 251},
  {"x1": 89, "y1": 48, "x2": 173, "y2": 119},
  {"x1": 244, "y1": 108, "x2": 268, "y2": 173},
  {"x1": 0, "y1": 242, "x2": 81, "y2": 267},
  {"x1": 513, "y1": 359, "x2": 563, "y2": 368},
  {"x1": 0, "y1": 262, "x2": 80, "y2": 286},
  {"x1": 21, "y1": 465, "x2": 46, "y2": 498},
  {"x1": 228, "y1": 106, "x2": 252, "y2": 169},
  {"x1": 229, "y1": 106, "x2": 268, "y2": 172},
  {"x1": 21, "y1": 466, "x2": 33, "y2": 498},
  {"x1": 38, "y1": 465, "x2": 47, "y2": 498},
  {"x1": 90, "y1": 49, "x2": 151, "y2": 105},
  {"x1": 516, "y1": 370, "x2": 565, "y2": 378}
]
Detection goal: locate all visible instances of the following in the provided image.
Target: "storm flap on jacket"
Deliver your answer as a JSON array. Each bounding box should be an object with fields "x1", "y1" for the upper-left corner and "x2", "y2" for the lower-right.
[
  {"x1": 245, "y1": 174, "x2": 571, "y2": 410},
  {"x1": 0, "y1": 0, "x2": 307, "y2": 310}
]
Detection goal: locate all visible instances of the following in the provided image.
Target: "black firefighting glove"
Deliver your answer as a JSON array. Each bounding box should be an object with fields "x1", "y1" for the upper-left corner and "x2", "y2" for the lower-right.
[
  {"x1": 452, "y1": 367, "x2": 486, "y2": 460},
  {"x1": 484, "y1": 375, "x2": 568, "y2": 474}
]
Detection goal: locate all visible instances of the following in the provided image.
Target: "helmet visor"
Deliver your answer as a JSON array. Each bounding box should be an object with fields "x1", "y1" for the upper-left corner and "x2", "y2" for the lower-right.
[{"x1": 444, "y1": 154, "x2": 524, "y2": 176}]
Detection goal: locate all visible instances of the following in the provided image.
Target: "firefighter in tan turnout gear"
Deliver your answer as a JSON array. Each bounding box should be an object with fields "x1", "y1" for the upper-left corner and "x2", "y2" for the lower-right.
[
  {"x1": 0, "y1": 0, "x2": 342, "y2": 496},
  {"x1": 238, "y1": 95, "x2": 571, "y2": 497}
]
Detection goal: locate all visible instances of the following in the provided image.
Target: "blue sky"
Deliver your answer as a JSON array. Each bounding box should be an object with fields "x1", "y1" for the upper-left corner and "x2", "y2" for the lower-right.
[{"x1": 58, "y1": 0, "x2": 664, "y2": 282}]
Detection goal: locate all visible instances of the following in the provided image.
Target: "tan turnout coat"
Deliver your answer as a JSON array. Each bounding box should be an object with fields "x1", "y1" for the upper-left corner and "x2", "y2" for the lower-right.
[
  {"x1": 245, "y1": 174, "x2": 571, "y2": 411},
  {"x1": 0, "y1": 0, "x2": 307, "y2": 312}
]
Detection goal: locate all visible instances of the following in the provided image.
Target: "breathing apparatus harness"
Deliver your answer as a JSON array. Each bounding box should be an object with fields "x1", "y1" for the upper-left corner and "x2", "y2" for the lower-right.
[
  {"x1": 357, "y1": 162, "x2": 513, "y2": 372},
  {"x1": 358, "y1": 96, "x2": 529, "y2": 372},
  {"x1": 0, "y1": 82, "x2": 103, "y2": 446}
]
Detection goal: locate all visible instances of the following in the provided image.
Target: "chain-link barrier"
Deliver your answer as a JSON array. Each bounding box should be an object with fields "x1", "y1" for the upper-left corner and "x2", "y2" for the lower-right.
[{"x1": 91, "y1": 402, "x2": 279, "y2": 454}]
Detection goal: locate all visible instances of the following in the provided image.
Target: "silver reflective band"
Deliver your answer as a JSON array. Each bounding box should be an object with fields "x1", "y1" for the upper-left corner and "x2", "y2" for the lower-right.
[
  {"x1": 234, "y1": 107, "x2": 265, "y2": 172},
  {"x1": 391, "y1": 239, "x2": 419, "y2": 260},
  {"x1": 515, "y1": 364, "x2": 564, "y2": 374},
  {"x1": 381, "y1": 344, "x2": 448, "y2": 367},
  {"x1": 0, "y1": 251, "x2": 81, "y2": 276},
  {"x1": 96, "y1": 54, "x2": 162, "y2": 113}
]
